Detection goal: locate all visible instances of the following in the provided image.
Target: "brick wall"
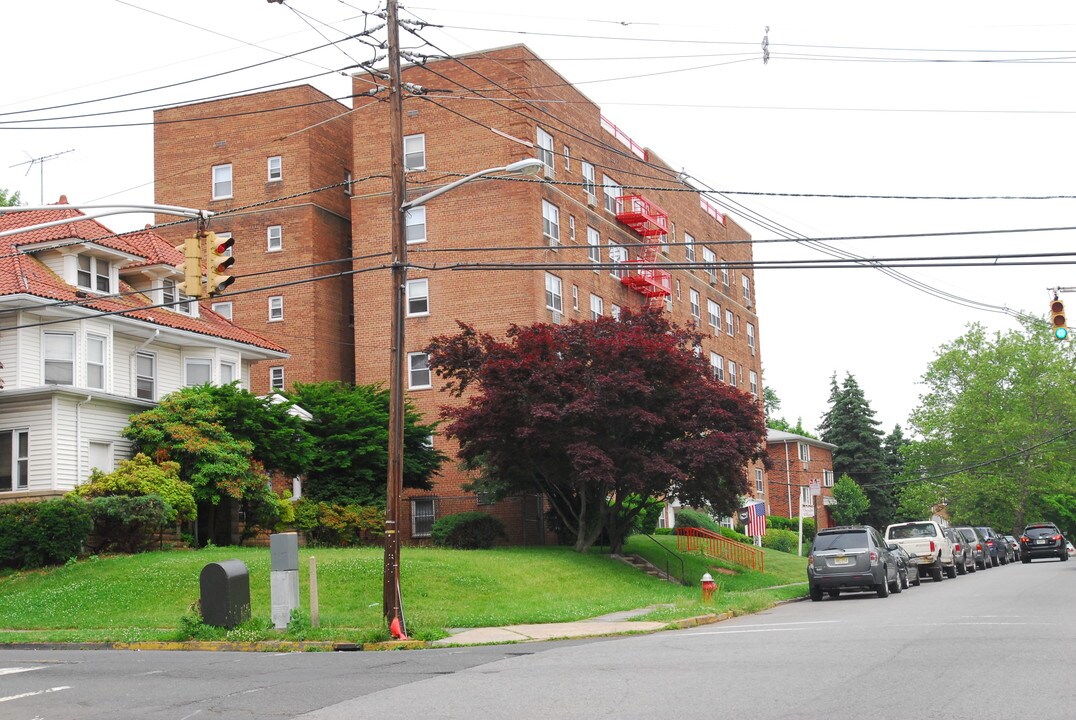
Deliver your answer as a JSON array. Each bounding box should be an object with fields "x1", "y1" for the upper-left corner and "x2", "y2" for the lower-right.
[{"x1": 764, "y1": 439, "x2": 835, "y2": 529}]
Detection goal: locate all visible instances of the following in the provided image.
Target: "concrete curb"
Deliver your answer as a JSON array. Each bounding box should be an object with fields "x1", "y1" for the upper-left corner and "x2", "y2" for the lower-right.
[{"x1": 665, "y1": 611, "x2": 733, "y2": 629}]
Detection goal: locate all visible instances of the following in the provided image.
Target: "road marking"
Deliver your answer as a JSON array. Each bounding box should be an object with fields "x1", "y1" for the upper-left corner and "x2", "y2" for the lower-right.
[
  {"x1": 0, "y1": 686, "x2": 71, "y2": 703},
  {"x1": 0, "y1": 667, "x2": 45, "y2": 676}
]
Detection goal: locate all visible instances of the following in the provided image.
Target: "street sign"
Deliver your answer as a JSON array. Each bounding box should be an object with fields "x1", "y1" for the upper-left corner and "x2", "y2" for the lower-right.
[{"x1": 809, "y1": 480, "x2": 822, "y2": 497}]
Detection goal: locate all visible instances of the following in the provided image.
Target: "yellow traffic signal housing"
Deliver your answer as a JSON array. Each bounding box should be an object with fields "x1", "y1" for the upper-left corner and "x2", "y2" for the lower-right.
[
  {"x1": 1051, "y1": 297, "x2": 1068, "y2": 340},
  {"x1": 205, "y1": 231, "x2": 235, "y2": 296},
  {"x1": 175, "y1": 236, "x2": 205, "y2": 299}
]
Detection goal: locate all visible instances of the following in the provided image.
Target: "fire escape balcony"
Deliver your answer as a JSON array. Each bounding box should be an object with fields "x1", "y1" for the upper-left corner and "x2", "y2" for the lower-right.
[{"x1": 615, "y1": 194, "x2": 669, "y2": 237}]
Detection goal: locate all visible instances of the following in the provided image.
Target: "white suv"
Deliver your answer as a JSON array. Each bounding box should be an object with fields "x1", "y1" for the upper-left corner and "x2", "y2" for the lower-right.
[{"x1": 884, "y1": 520, "x2": 956, "y2": 582}]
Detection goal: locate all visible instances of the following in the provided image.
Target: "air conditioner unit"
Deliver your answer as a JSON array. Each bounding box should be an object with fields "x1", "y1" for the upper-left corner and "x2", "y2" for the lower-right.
[
  {"x1": 801, "y1": 462, "x2": 810, "y2": 471},
  {"x1": 586, "y1": 195, "x2": 597, "y2": 208},
  {"x1": 550, "y1": 310, "x2": 563, "y2": 324},
  {"x1": 543, "y1": 164, "x2": 554, "y2": 180}
]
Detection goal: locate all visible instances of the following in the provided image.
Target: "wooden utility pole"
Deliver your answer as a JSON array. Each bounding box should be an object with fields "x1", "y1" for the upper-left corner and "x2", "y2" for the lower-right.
[{"x1": 382, "y1": 0, "x2": 408, "y2": 636}]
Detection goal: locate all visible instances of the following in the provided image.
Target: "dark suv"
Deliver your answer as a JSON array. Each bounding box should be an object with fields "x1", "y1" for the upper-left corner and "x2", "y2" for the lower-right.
[
  {"x1": 808, "y1": 525, "x2": 901, "y2": 601},
  {"x1": 1020, "y1": 523, "x2": 1069, "y2": 563}
]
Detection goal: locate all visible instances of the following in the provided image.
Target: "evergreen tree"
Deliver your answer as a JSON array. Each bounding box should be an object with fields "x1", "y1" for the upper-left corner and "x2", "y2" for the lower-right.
[
  {"x1": 819, "y1": 373, "x2": 897, "y2": 528},
  {"x1": 883, "y1": 424, "x2": 910, "y2": 480}
]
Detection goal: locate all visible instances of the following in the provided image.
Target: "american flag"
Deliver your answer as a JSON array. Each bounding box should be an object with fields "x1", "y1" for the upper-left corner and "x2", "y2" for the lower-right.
[{"x1": 747, "y1": 501, "x2": 767, "y2": 537}]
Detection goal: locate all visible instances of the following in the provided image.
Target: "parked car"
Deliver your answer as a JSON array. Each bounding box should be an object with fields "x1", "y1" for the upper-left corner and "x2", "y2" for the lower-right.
[
  {"x1": 945, "y1": 527, "x2": 974, "y2": 575},
  {"x1": 992, "y1": 529, "x2": 1015, "y2": 564},
  {"x1": 1068, "y1": 542, "x2": 1075, "y2": 557},
  {"x1": 808, "y1": 525, "x2": 902, "y2": 600},
  {"x1": 1019, "y1": 523, "x2": 1069, "y2": 562},
  {"x1": 1004, "y1": 535, "x2": 1021, "y2": 560},
  {"x1": 885, "y1": 520, "x2": 956, "y2": 581},
  {"x1": 976, "y1": 526, "x2": 1006, "y2": 567},
  {"x1": 953, "y1": 526, "x2": 987, "y2": 570},
  {"x1": 888, "y1": 544, "x2": 921, "y2": 588}
]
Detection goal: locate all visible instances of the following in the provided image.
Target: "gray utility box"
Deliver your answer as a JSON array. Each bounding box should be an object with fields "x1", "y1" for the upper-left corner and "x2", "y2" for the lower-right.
[
  {"x1": 200, "y1": 560, "x2": 251, "y2": 628},
  {"x1": 270, "y1": 532, "x2": 300, "y2": 629}
]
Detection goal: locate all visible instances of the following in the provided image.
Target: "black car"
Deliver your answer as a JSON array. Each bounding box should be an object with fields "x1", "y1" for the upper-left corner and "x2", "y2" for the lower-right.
[
  {"x1": 1019, "y1": 523, "x2": 1069, "y2": 562},
  {"x1": 975, "y1": 526, "x2": 1006, "y2": 567},
  {"x1": 888, "y1": 544, "x2": 922, "y2": 588}
]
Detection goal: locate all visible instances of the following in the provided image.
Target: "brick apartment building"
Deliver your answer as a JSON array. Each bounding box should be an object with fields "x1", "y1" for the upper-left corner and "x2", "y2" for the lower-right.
[
  {"x1": 765, "y1": 429, "x2": 837, "y2": 529},
  {"x1": 154, "y1": 45, "x2": 767, "y2": 544}
]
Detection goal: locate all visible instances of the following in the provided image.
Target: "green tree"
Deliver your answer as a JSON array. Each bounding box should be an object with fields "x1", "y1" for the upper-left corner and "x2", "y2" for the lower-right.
[
  {"x1": 895, "y1": 481, "x2": 943, "y2": 522},
  {"x1": 909, "y1": 320, "x2": 1076, "y2": 533},
  {"x1": 71, "y1": 453, "x2": 196, "y2": 523},
  {"x1": 287, "y1": 382, "x2": 444, "y2": 506},
  {"x1": 819, "y1": 373, "x2": 896, "y2": 528},
  {"x1": 427, "y1": 310, "x2": 766, "y2": 554},
  {"x1": 0, "y1": 188, "x2": 19, "y2": 207},
  {"x1": 830, "y1": 473, "x2": 870, "y2": 526}
]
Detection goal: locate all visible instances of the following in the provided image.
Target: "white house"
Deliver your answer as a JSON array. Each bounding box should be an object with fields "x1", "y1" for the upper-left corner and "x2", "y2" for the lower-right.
[{"x1": 0, "y1": 200, "x2": 287, "y2": 499}]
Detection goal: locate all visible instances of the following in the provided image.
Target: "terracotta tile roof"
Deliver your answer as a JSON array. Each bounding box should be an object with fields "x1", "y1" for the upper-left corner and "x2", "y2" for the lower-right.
[{"x1": 0, "y1": 204, "x2": 286, "y2": 355}]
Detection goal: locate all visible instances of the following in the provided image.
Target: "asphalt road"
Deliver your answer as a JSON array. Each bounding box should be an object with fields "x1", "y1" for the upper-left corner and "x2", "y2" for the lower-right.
[{"x1": 3, "y1": 556, "x2": 1075, "y2": 719}]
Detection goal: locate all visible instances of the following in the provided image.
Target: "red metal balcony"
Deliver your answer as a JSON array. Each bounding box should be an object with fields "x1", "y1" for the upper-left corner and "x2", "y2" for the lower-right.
[
  {"x1": 615, "y1": 195, "x2": 669, "y2": 238},
  {"x1": 620, "y1": 246, "x2": 671, "y2": 308}
]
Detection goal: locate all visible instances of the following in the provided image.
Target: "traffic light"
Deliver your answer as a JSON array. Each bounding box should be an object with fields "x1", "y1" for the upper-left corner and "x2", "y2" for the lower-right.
[
  {"x1": 204, "y1": 231, "x2": 235, "y2": 296},
  {"x1": 1051, "y1": 297, "x2": 1068, "y2": 340},
  {"x1": 176, "y1": 236, "x2": 204, "y2": 299}
]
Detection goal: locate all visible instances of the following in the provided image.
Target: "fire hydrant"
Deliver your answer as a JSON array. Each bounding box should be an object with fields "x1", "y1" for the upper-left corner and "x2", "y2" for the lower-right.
[{"x1": 701, "y1": 572, "x2": 717, "y2": 602}]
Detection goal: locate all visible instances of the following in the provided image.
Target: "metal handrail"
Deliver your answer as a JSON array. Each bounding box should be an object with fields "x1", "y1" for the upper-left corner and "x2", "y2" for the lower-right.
[
  {"x1": 676, "y1": 527, "x2": 765, "y2": 573},
  {"x1": 639, "y1": 533, "x2": 687, "y2": 585}
]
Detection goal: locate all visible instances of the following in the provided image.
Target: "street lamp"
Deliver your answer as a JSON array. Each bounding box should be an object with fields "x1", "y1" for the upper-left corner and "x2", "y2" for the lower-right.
[{"x1": 382, "y1": 156, "x2": 544, "y2": 637}]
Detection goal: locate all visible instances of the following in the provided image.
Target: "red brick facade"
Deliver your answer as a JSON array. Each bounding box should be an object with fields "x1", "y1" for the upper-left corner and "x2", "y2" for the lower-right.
[{"x1": 764, "y1": 430, "x2": 837, "y2": 529}]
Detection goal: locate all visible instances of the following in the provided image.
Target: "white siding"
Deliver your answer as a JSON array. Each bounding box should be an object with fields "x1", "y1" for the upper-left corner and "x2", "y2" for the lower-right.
[
  {"x1": 0, "y1": 325, "x2": 15, "y2": 389},
  {"x1": 0, "y1": 397, "x2": 55, "y2": 493},
  {"x1": 72, "y1": 398, "x2": 136, "y2": 486}
]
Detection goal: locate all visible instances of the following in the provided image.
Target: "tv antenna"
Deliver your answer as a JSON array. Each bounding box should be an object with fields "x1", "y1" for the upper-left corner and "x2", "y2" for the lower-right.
[{"x1": 9, "y1": 148, "x2": 75, "y2": 204}]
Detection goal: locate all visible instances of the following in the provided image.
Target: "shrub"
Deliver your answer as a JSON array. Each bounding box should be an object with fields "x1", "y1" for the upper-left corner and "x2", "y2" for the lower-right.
[
  {"x1": 431, "y1": 511, "x2": 507, "y2": 549},
  {"x1": 674, "y1": 508, "x2": 722, "y2": 533},
  {"x1": 71, "y1": 453, "x2": 195, "y2": 523},
  {"x1": 0, "y1": 498, "x2": 92, "y2": 569},
  {"x1": 293, "y1": 499, "x2": 384, "y2": 547},
  {"x1": 761, "y1": 528, "x2": 799, "y2": 553},
  {"x1": 717, "y1": 526, "x2": 752, "y2": 544},
  {"x1": 765, "y1": 515, "x2": 815, "y2": 542},
  {"x1": 87, "y1": 495, "x2": 171, "y2": 553}
]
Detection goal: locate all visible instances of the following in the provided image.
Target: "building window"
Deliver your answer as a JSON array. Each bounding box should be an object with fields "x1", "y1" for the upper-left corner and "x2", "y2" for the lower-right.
[
  {"x1": 408, "y1": 351, "x2": 432, "y2": 389},
  {"x1": 43, "y1": 331, "x2": 74, "y2": 385},
  {"x1": 212, "y1": 164, "x2": 233, "y2": 200},
  {"x1": 405, "y1": 206, "x2": 426, "y2": 244},
  {"x1": 563, "y1": 145, "x2": 571, "y2": 171},
  {"x1": 728, "y1": 360, "x2": 738, "y2": 387},
  {"x1": 611, "y1": 304, "x2": 621, "y2": 321},
  {"x1": 162, "y1": 278, "x2": 192, "y2": 315},
  {"x1": 572, "y1": 284, "x2": 579, "y2": 311},
  {"x1": 267, "y1": 225, "x2": 283, "y2": 252},
  {"x1": 689, "y1": 289, "x2": 701, "y2": 323},
  {"x1": 747, "y1": 323, "x2": 756, "y2": 355},
  {"x1": 608, "y1": 241, "x2": 627, "y2": 279},
  {"x1": 267, "y1": 156, "x2": 282, "y2": 181},
  {"x1": 568, "y1": 215, "x2": 576, "y2": 241},
  {"x1": 542, "y1": 200, "x2": 560, "y2": 246},
  {"x1": 710, "y1": 353, "x2": 724, "y2": 382},
  {"x1": 77, "y1": 254, "x2": 111, "y2": 294},
  {"x1": 269, "y1": 296, "x2": 284, "y2": 321},
  {"x1": 89, "y1": 441, "x2": 113, "y2": 476},
  {"x1": 726, "y1": 309, "x2": 735, "y2": 336},
  {"x1": 86, "y1": 334, "x2": 106, "y2": 390},
  {"x1": 587, "y1": 226, "x2": 601, "y2": 266},
  {"x1": 412, "y1": 498, "x2": 435, "y2": 538},
  {"x1": 136, "y1": 352, "x2": 155, "y2": 400},
  {"x1": 406, "y1": 278, "x2": 429, "y2": 316},
  {"x1": 749, "y1": 370, "x2": 758, "y2": 396},
  {"x1": 0, "y1": 429, "x2": 30, "y2": 492},
  {"x1": 537, "y1": 127, "x2": 555, "y2": 176},
  {"x1": 742, "y1": 275, "x2": 752, "y2": 304},
  {"x1": 675, "y1": 279, "x2": 681, "y2": 301},
  {"x1": 270, "y1": 366, "x2": 284, "y2": 391},
  {"x1": 823, "y1": 469, "x2": 835, "y2": 487},
  {"x1": 707, "y1": 299, "x2": 720, "y2": 332},
  {"x1": 590, "y1": 293, "x2": 603, "y2": 320},
  {"x1": 545, "y1": 273, "x2": 563, "y2": 314},
  {"x1": 220, "y1": 361, "x2": 237, "y2": 386},
  {"x1": 703, "y1": 247, "x2": 717, "y2": 284},
  {"x1": 404, "y1": 134, "x2": 426, "y2": 171},
  {"x1": 602, "y1": 174, "x2": 621, "y2": 214},
  {"x1": 212, "y1": 301, "x2": 233, "y2": 320},
  {"x1": 755, "y1": 467, "x2": 764, "y2": 493},
  {"x1": 185, "y1": 358, "x2": 212, "y2": 387},
  {"x1": 344, "y1": 170, "x2": 352, "y2": 195},
  {"x1": 721, "y1": 261, "x2": 730, "y2": 288},
  {"x1": 582, "y1": 161, "x2": 596, "y2": 201},
  {"x1": 684, "y1": 232, "x2": 696, "y2": 262},
  {"x1": 798, "y1": 442, "x2": 812, "y2": 463}
]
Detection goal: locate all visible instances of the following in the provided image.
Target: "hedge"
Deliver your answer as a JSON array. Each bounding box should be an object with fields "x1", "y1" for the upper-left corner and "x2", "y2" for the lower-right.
[
  {"x1": 0, "y1": 498, "x2": 92, "y2": 569},
  {"x1": 431, "y1": 511, "x2": 507, "y2": 549}
]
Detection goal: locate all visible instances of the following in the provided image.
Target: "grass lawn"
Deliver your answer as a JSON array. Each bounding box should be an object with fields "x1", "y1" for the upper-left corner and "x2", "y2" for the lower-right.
[{"x1": 0, "y1": 538, "x2": 807, "y2": 644}]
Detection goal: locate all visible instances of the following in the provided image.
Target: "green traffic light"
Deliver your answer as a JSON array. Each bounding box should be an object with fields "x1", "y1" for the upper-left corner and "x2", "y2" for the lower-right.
[{"x1": 1056, "y1": 326, "x2": 1069, "y2": 340}]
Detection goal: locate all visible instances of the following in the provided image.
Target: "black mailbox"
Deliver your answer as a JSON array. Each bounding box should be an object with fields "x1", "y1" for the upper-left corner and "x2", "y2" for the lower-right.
[{"x1": 199, "y1": 560, "x2": 251, "y2": 628}]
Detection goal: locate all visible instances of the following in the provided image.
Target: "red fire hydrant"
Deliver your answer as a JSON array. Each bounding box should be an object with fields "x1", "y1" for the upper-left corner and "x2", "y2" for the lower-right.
[{"x1": 701, "y1": 572, "x2": 717, "y2": 602}]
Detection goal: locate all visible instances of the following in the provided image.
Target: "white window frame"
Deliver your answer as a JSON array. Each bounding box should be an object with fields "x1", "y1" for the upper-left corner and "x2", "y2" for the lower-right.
[
  {"x1": 689, "y1": 288, "x2": 701, "y2": 322},
  {"x1": 563, "y1": 145, "x2": 571, "y2": 171},
  {"x1": 267, "y1": 225, "x2": 283, "y2": 252},
  {"x1": 406, "y1": 278, "x2": 430, "y2": 317},
  {"x1": 568, "y1": 215, "x2": 576, "y2": 241},
  {"x1": 43, "y1": 331, "x2": 75, "y2": 386},
  {"x1": 742, "y1": 274, "x2": 752, "y2": 304},
  {"x1": 212, "y1": 164, "x2": 233, "y2": 200},
  {"x1": 88, "y1": 440, "x2": 113, "y2": 476},
  {"x1": 0, "y1": 429, "x2": 30, "y2": 492},
  {"x1": 537, "y1": 127, "x2": 555, "y2": 176},
  {"x1": 747, "y1": 323, "x2": 756, "y2": 355},
  {"x1": 823, "y1": 469, "x2": 835, "y2": 487},
  {"x1": 798, "y1": 442, "x2": 812, "y2": 463},
  {"x1": 136, "y1": 351, "x2": 156, "y2": 401},
  {"x1": 608, "y1": 241, "x2": 626, "y2": 279},
  {"x1": 268, "y1": 295, "x2": 284, "y2": 322},
  {"x1": 411, "y1": 498, "x2": 436, "y2": 538},
  {"x1": 572, "y1": 284, "x2": 579, "y2": 311},
  {"x1": 220, "y1": 361, "x2": 237, "y2": 386},
  {"x1": 703, "y1": 247, "x2": 717, "y2": 284},
  {"x1": 611, "y1": 303, "x2": 621, "y2": 321},
  {"x1": 590, "y1": 293, "x2": 604, "y2": 320},
  {"x1": 684, "y1": 232, "x2": 696, "y2": 262},
  {"x1": 726, "y1": 309, "x2": 735, "y2": 336},
  {"x1": 545, "y1": 273, "x2": 563, "y2": 314},
  {"x1": 582, "y1": 161, "x2": 596, "y2": 202},
  {"x1": 86, "y1": 333, "x2": 107, "y2": 391},
  {"x1": 755, "y1": 468, "x2": 764, "y2": 493},
  {"x1": 404, "y1": 133, "x2": 426, "y2": 171},
  {"x1": 184, "y1": 357, "x2": 212, "y2": 387},
  {"x1": 77, "y1": 254, "x2": 111, "y2": 294},
  {"x1": 405, "y1": 206, "x2": 427, "y2": 244},
  {"x1": 710, "y1": 353, "x2": 724, "y2": 382},
  {"x1": 721, "y1": 262, "x2": 730, "y2": 288},
  {"x1": 270, "y1": 366, "x2": 285, "y2": 391},
  {"x1": 542, "y1": 200, "x2": 560, "y2": 246},
  {"x1": 212, "y1": 301, "x2": 233, "y2": 320},
  {"x1": 587, "y1": 226, "x2": 601, "y2": 266},
  {"x1": 344, "y1": 170, "x2": 352, "y2": 195},
  {"x1": 707, "y1": 299, "x2": 721, "y2": 332},
  {"x1": 728, "y1": 360, "x2": 738, "y2": 387},
  {"x1": 602, "y1": 174, "x2": 621, "y2": 214},
  {"x1": 750, "y1": 370, "x2": 759, "y2": 396},
  {"x1": 267, "y1": 156, "x2": 282, "y2": 181},
  {"x1": 408, "y1": 351, "x2": 432, "y2": 389}
]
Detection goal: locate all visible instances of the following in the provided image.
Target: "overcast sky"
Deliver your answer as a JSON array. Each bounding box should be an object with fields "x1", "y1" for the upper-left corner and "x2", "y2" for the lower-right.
[{"x1": 4, "y1": 1, "x2": 1075, "y2": 435}]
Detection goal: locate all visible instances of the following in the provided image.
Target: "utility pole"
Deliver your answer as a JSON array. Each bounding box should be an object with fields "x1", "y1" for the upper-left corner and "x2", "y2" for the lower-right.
[{"x1": 382, "y1": 0, "x2": 408, "y2": 637}]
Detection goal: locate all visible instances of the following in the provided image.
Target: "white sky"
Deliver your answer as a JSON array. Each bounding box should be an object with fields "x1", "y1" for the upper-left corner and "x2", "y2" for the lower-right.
[{"x1": 4, "y1": 1, "x2": 1076, "y2": 435}]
